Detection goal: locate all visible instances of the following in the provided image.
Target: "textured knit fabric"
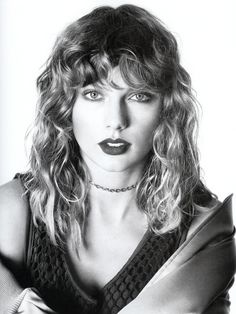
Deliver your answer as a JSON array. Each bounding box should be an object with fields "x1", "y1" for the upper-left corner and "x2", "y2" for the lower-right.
[
  {"x1": 14, "y1": 173, "x2": 190, "y2": 314},
  {"x1": 100, "y1": 228, "x2": 184, "y2": 314},
  {"x1": 26, "y1": 220, "x2": 97, "y2": 314},
  {"x1": 26, "y1": 219, "x2": 187, "y2": 314}
]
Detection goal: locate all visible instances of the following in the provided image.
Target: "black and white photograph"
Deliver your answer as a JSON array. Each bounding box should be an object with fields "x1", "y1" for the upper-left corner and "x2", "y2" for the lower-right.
[{"x1": 0, "y1": 0, "x2": 235, "y2": 313}]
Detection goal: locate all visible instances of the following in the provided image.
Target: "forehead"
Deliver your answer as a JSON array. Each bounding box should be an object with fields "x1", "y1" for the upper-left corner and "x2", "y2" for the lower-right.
[{"x1": 106, "y1": 66, "x2": 127, "y2": 88}]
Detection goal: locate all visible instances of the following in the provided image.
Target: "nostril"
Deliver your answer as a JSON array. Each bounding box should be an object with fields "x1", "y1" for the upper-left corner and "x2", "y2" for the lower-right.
[
  {"x1": 105, "y1": 113, "x2": 128, "y2": 130},
  {"x1": 106, "y1": 119, "x2": 128, "y2": 131}
]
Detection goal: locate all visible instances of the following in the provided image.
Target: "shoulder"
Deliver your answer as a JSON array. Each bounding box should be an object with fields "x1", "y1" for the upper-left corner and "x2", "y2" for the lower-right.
[
  {"x1": 0, "y1": 178, "x2": 30, "y2": 264},
  {"x1": 188, "y1": 194, "x2": 234, "y2": 241}
]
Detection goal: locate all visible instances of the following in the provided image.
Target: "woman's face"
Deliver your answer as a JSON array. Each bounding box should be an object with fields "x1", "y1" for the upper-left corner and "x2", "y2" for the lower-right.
[{"x1": 72, "y1": 67, "x2": 161, "y2": 173}]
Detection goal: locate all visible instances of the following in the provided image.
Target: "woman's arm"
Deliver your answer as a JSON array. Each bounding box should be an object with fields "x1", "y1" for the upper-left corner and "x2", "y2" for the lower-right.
[
  {"x1": 0, "y1": 179, "x2": 29, "y2": 265},
  {"x1": 0, "y1": 179, "x2": 56, "y2": 313},
  {"x1": 0, "y1": 179, "x2": 29, "y2": 312}
]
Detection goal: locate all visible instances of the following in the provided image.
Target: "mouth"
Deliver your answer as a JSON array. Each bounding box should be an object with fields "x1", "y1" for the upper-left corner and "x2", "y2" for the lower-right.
[{"x1": 98, "y1": 138, "x2": 131, "y2": 155}]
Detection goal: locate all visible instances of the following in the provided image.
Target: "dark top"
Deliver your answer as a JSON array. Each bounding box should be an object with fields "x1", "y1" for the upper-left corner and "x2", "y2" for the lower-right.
[
  {"x1": 15, "y1": 174, "x2": 191, "y2": 314},
  {"x1": 25, "y1": 217, "x2": 189, "y2": 314}
]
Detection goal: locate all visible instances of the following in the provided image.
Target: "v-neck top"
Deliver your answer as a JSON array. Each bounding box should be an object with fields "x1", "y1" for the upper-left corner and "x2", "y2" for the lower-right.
[
  {"x1": 25, "y1": 215, "x2": 188, "y2": 314},
  {"x1": 14, "y1": 173, "x2": 190, "y2": 314}
]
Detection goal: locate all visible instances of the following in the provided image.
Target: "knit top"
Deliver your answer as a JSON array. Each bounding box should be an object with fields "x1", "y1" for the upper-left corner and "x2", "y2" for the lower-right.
[
  {"x1": 15, "y1": 174, "x2": 191, "y2": 314},
  {"x1": 25, "y1": 217, "x2": 188, "y2": 314}
]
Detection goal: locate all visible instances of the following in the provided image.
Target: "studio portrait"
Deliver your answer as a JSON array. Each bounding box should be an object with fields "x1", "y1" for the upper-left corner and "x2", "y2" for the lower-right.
[{"x1": 0, "y1": 0, "x2": 235, "y2": 313}]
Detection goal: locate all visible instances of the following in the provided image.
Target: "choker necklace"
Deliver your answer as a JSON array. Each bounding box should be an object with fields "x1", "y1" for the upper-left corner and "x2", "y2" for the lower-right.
[{"x1": 89, "y1": 181, "x2": 137, "y2": 193}]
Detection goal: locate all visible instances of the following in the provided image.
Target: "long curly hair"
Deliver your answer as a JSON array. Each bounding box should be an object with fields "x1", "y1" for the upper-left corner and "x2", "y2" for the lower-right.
[{"x1": 23, "y1": 4, "x2": 210, "y2": 250}]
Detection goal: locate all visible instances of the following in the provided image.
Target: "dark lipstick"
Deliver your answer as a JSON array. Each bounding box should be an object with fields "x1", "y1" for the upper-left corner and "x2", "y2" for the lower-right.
[{"x1": 98, "y1": 138, "x2": 131, "y2": 155}]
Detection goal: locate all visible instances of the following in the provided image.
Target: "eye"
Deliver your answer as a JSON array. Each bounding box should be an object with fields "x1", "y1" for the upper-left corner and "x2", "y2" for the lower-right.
[
  {"x1": 128, "y1": 92, "x2": 152, "y2": 103},
  {"x1": 83, "y1": 90, "x2": 103, "y2": 101}
]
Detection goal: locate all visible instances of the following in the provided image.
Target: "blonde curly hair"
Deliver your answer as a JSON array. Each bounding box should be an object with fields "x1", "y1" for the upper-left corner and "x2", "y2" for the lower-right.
[{"x1": 23, "y1": 5, "x2": 210, "y2": 250}]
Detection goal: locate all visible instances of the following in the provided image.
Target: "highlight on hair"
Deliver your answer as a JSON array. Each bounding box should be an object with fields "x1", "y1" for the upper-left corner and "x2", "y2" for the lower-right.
[{"x1": 22, "y1": 4, "x2": 210, "y2": 250}]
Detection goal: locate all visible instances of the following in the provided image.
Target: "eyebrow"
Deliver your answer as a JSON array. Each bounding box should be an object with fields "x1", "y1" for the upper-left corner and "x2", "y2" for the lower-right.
[
  {"x1": 81, "y1": 84, "x2": 158, "y2": 95},
  {"x1": 81, "y1": 82, "x2": 124, "y2": 91}
]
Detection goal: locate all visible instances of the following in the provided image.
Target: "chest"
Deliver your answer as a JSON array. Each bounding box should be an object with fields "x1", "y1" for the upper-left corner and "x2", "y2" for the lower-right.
[
  {"x1": 67, "y1": 223, "x2": 148, "y2": 294},
  {"x1": 27, "y1": 220, "x2": 182, "y2": 313}
]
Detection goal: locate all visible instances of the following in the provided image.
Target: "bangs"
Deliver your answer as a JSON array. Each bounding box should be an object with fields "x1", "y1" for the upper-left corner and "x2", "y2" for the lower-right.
[
  {"x1": 74, "y1": 51, "x2": 173, "y2": 92},
  {"x1": 54, "y1": 5, "x2": 178, "y2": 93}
]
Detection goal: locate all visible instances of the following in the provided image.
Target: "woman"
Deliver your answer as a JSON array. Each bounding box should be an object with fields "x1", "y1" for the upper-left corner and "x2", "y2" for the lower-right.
[{"x1": 0, "y1": 4, "x2": 235, "y2": 314}]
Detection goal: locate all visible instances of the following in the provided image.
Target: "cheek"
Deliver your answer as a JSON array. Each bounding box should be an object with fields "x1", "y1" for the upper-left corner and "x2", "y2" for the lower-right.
[
  {"x1": 72, "y1": 104, "x2": 88, "y2": 130},
  {"x1": 72, "y1": 106, "x2": 102, "y2": 153},
  {"x1": 72, "y1": 103, "x2": 100, "y2": 133},
  {"x1": 135, "y1": 117, "x2": 158, "y2": 151},
  {"x1": 139, "y1": 110, "x2": 159, "y2": 136},
  {"x1": 72, "y1": 109, "x2": 85, "y2": 144}
]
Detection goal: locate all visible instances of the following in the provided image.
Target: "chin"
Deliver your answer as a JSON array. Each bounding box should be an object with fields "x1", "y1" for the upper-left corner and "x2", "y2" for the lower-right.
[
  {"x1": 96, "y1": 160, "x2": 133, "y2": 173},
  {"x1": 97, "y1": 155, "x2": 148, "y2": 173},
  {"x1": 81, "y1": 149, "x2": 148, "y2": 174}
]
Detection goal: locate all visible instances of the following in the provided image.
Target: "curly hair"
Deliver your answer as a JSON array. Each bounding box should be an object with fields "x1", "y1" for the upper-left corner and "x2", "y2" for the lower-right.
[{"x1": 23, "y1": 4, "x2": 210, "y2": 250}]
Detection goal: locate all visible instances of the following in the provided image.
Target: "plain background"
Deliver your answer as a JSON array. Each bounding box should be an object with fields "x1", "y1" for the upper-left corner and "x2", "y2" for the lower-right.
[{"x1": 0, "y1": 0, "x2": 235, "y2": 310}]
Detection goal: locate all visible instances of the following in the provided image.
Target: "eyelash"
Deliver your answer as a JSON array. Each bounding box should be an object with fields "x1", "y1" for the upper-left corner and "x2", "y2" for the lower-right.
[
  {"x1": 83, "y1": 90, "x2": 103, "y2": 101},
  {"x1": 82, "y1": 90, "x2": 153, "y2": 103},
  {"x1": 128, "y1": 93, "x2": 152, "y2": 102}
]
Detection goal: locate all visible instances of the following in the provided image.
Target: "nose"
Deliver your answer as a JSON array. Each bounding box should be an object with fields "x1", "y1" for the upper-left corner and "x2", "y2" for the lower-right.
[{"x1": 105, "y1": 98, "x2": 128, "y2": 131}]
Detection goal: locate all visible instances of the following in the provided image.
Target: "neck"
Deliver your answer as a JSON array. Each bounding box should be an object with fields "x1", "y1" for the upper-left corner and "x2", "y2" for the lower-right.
[
  {"x1": 84, "y1": 160, "x2": 144, "y2": 221},
  {"x1": 89, "y1": 187, "x2": 137, "y2": 222}
]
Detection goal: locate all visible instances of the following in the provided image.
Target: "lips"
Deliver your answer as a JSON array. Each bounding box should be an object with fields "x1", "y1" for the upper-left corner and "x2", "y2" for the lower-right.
[{"x1": 98, "y1": 138, "x2": 131, "y2": 155}]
